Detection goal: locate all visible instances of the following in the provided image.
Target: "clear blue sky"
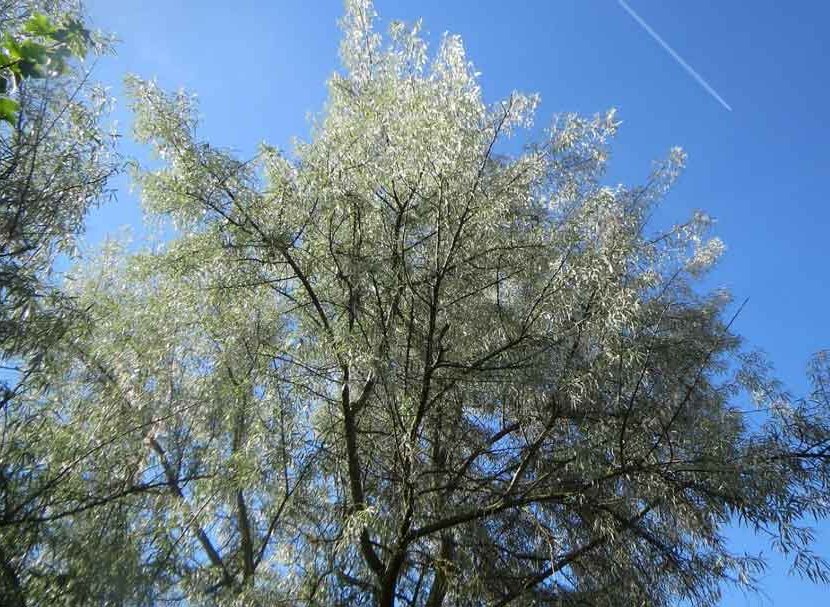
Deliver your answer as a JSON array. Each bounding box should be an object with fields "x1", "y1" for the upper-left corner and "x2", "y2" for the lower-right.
[{"x1": 83, "y1": 1, "x2": 830, "y2": 604}]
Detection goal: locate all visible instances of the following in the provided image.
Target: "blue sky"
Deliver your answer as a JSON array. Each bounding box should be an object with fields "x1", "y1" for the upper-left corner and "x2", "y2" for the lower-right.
[{"x1": 83, "y1": 1, "x2": 830, "y2": 604}]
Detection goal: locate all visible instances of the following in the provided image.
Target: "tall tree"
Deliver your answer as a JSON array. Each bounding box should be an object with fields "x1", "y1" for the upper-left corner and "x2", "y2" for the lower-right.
[
  {"x1": 0, "y1": 2, "x2": 114, "y2": 604},
  {"x1": 0, "y1": 0, "x2": 112, "y2": 396},
  {"x1": 5, "y1": 1, "x2": 830, "y2": 605}
]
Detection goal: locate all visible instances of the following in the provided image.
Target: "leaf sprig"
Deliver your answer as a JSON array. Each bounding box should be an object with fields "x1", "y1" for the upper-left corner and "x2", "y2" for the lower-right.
[{"x1": 0, "y1": 12, "x2": 92, "y2": 124}]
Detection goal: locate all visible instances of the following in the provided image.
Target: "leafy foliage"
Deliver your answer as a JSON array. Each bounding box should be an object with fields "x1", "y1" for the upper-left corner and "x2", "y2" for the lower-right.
[
  {"x1": 0, "y1": 2, "x2": 114, "y2": 603},
  {"x1": 0, "y1": 8, "x2": 92, "y2": 123},
  {"x1": 1, "y1": 1, "x2": 829, "y2": 606},
  {"x1": 0, "y1": 0, "x2": 112, "y2": 369}
]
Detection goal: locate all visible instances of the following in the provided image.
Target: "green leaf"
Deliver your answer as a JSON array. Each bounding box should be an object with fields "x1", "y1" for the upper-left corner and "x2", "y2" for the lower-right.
[
  {"x1": 15, "y1": 41, "x2": 48, "y2": 78},
  {"x1": 19, "y1": 40, "x2": 48, "y2": 65},
  {"x1": 0, "y1": 96, "x2": 19, "y2": 124},
  {"x1": 52, "y1": 19, "x2": 91, "y2": 59},
  {"x1": 2, "y1": 35, "x2": 23, "y2": 61},
  {"x1": 23, "y1": 13, "x2": 56, "y2": 37}
]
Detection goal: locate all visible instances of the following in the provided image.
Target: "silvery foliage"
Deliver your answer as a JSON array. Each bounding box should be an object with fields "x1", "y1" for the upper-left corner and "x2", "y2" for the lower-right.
[
  {"x1": 1, "y1": 2, "x2": 115, "y2": 604},
  {"x1": 5, "y1": 1, "x2": 829, "y2": 606}
]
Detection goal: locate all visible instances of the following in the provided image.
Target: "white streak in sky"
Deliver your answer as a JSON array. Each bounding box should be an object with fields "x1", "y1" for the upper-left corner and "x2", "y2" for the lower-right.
[{"x1": 618, "y1": 0, "x2": 732, "y2": 112}]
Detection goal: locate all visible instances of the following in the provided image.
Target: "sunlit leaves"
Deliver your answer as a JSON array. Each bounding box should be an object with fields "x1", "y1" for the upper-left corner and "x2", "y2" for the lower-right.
[
  {"x1": 3, "y1": 1, "x2": 829, "y2": 606},
  {"x1": 0, "y1": 11, "x2": 94, "y2": 124}
]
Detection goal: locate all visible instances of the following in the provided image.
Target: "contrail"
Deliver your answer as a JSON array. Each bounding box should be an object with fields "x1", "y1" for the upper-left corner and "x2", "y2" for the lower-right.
[{"x1": 617, "y1": 0, "x2": 732, "y2": 112}]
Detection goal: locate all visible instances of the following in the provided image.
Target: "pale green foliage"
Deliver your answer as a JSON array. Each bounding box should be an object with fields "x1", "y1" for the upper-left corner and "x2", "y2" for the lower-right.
[
  {"x1": 0, "y1": 0, "x2": 113, "y2": 371},
  {"x1": 0, "y1": 1, "x2": 115, "y2": 603},
  {"x1": 3, "y1": 1, "x2": 829, "y2": 606}
]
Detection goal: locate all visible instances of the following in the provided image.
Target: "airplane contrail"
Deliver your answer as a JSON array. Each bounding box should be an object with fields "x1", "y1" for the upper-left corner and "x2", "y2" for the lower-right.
[{"x1": 617, "y1": 0, "x2": 732, "y2": 112}]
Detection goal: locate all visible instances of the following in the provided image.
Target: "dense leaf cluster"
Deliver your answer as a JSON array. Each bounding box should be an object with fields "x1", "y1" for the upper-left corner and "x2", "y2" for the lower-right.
[{"x1": 0, "y1": 8, "x2": 91, "y2": 123}]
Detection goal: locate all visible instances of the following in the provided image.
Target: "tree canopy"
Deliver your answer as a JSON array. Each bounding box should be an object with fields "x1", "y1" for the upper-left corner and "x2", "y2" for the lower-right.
[
  {"x1": 0, "y1": 0, "x2": 111, "y2": 387},
  {"x1": 0, "y1": 1, "x2": 114, "y2": 604},
  {"x1": 1, "y1": 1, "x2": 829, "y2": 606}
]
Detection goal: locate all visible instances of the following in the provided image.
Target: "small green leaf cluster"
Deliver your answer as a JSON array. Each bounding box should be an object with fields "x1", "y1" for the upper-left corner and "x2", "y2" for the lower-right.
[{"x1": 0, "y1": 12, "x2": 91, "y2": 123}]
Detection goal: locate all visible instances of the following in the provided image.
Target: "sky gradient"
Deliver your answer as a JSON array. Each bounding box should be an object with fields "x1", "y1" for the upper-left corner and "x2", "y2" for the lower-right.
[{"x1": 83, "y1": 1, "x2": 830, "y2": 604}]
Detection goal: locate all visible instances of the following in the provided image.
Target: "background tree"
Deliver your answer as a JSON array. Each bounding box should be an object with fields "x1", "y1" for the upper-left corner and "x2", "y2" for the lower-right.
[
  {"x1": 0, "y1": 0, "x2": 110, "y2": 383},
  {"x1": 0, "y1": 1, "x2": 114, "y2": 604},
  {"x1": 3, "y1": 1, "x2": 829, "y2": 606}
]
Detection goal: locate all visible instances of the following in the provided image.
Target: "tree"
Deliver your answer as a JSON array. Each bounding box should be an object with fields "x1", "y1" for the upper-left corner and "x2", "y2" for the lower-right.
[
  {"x1": 5, "y1": 1, "x2": 830, "y2": 605},
  {"x1": 0, "y1": 2, "x2": 114, "y2": 604},
  {"x1": 0, "y1": 0, "x2": 112, "y2": 395}
]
